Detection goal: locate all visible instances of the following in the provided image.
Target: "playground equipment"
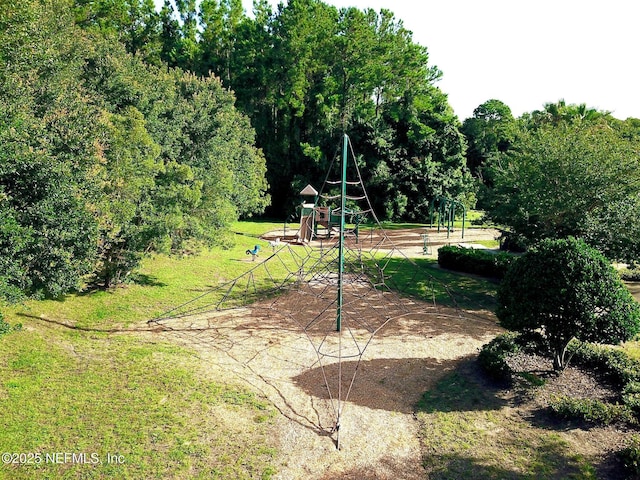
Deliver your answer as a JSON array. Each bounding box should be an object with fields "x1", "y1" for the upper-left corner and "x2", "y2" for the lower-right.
[
  {"x1": 149, "y1": 134, "x2": 476, "y2": 451},
  {"x1": 429, "y1": 195, "x2": 466, "y2": 239},
  {"x1": 296, "y1": 156, "x2": 367, "y2": 244},
  {"x1": 245, "y1": 244, "x2": 261, "y2": 261},
  {"x1": 298, "y1": 185, "x2": 318, "y2": 243},
  {"x1": 421, "y1": 232, "x2": 431, "y2": 255},
  {"x1": 268, "y1": 238, "x2": 281, "y2": 251}
]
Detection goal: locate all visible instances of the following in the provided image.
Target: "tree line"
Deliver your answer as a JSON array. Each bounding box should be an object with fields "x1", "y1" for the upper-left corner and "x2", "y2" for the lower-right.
[
  {"x1": 2, "y1": 0, "x2": 640, "y2": 306},
  {"x1": 75, "y1": 0, "x2": 640, "y2": 262},
  {"x1": 463, "y1": 99, "x2": 640, "y2": 262},
  {"x1": 1, "y1": 0, "x2": 268, "y2": 299},
  {"x1": 75, "y1": 0, "x2": 472, "y2": 219}
]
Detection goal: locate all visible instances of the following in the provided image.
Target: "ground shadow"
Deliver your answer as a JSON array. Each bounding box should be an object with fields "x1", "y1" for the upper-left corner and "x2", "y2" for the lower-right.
[
  {"x1": 422, "y1": 443, "x2": 590, "y2": 480},
  {"x1": 415, "y1": 357, "x2": 510, "y2": 413},
  {"x1": 293, "y1": 356, "x2": 508, "y2": 414},
  {"x1": 417, "y1": 356, "x2": 631, "y2": 480},
  {"x1": 77, "y1": 273, "x2": 167, "y2": 296},
  {"x1": 317, "y1": 454, "x2": 425, "y2": 480},
  {"x1": 378, "y1": 257, "x2": 498, "y2": 313}
]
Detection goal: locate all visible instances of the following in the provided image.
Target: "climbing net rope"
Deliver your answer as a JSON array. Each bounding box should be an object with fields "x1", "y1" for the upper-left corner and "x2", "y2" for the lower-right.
[{"x1": 147, "y1": 136, "x2": 479, "y2": 449}]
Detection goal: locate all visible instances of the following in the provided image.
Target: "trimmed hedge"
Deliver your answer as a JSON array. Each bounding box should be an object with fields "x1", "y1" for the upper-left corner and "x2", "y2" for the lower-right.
[
  {"x1": 620, "y1": 267, "x2": 640, "y2": 281},
  {"x1": 477, "y1": 332, "x2": 521, "y2": 381},
  {"x1": 437, "y1": 245, "x2": 516, "y2": 279},
  {"x1": 478, "y1": 331, "x2": 549, "y2": 383},
  {"x1": 567, "y1": 342, "x2": 640, "y2": 389}
]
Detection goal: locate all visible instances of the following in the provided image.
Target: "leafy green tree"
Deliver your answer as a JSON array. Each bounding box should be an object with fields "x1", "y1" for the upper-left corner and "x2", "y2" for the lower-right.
[
  {"x1": 497, "y1": 238, "x2": 640, "y2": 371},
  {"x1": 523, "y1": 99, "x2": 609, "y2": 128},
  {"x1": 74, "y1": 0, "x2": 163, "y2": 65},
  {"x1": 461, "y1": 99, "x2": 516, "y2": 179},
  {"x1": 485, "y1": 121, "x2": 640, "y2": 260},
  {"x1": 80, "y1": 28, "x2": 268, "y2": 266},
  {"x1": 93, "y1": 107, "x2": 163, "y2": 287},
  {"x1": 222, "y1": 1, "x2": 471, "y2": 218},
  {"x1": 0, "y1": 0, "x2": 101, "y2": 298},
  {"x1": 199, "y1": 0, "x2": 244, "y2": 83}
]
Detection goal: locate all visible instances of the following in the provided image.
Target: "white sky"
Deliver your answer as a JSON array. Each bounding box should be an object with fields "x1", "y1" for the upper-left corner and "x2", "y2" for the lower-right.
[{"x1": 162, "y1": 0, "x2": 640, "y2": 121}]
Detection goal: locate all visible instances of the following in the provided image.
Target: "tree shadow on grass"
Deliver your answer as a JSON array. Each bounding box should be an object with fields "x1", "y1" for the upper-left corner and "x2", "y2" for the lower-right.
[
  {"x1": 421, "y1": 444, "x2": 590, "y2": 480},
  {"x1": 73, "y1": 273, "x2": 167, "y2": 297},
  {"x1": 331, "y1": 445, "x2": 591, "y2": 480},
  {"x1": 415, "y1": 357, "x2": 509, "y2": 413}
]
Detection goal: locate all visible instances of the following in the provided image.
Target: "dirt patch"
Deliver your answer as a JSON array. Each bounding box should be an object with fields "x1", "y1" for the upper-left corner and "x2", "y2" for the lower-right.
[{"x1": 150, "y1": 294, "x2": 501, "y2": 479}]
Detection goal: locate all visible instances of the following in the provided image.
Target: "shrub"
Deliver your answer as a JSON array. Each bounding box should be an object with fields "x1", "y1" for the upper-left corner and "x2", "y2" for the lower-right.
[
  {"x1": 497, "y1": 237, "x2": 640, "y2": 371},
  {"x1": 478, "y1": 332, "x2": 521, "y2": 381},
  {"x1": 623, "y1": 382, "x2": 640, "y2": 415},
  {"x1": 619, "y1": 435, "x2": 640, "y2": 476},
  {"x1": 437, "y1": 245, "x2": 516, "y2": 279},
  {"x1": 549, "y1": 395, "x2": 635, "y2": 425},
  {"x1": 566, "y1": 341, "x2": 640, "y2": 421},
  {"x1": 620, "y1": 266, "x2": 640, "y2": 282},
  {"x1": 568, "y1": 342, "x2": 640, "y2": 389}
]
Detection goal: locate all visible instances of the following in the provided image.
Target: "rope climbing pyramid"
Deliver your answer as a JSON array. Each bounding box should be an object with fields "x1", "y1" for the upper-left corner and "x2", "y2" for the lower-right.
[{"x1": 148, "y1": 134, "x2": 466, "y2": 449}]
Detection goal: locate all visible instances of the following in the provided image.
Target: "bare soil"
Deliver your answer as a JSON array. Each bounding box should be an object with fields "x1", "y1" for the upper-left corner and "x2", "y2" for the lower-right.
[
  {"x1": 151, "y1": 296, "x2": 501, "y2": 479},
  {"x1": 146, "y1": 228, "x2": 636, "y2": 478}
]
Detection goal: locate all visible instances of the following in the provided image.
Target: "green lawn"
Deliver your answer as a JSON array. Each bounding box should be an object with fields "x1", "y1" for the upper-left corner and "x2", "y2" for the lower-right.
[
  {"x1": 416, "y1": 364, "x2": 597, "y2": 479},
  {"x1": 2, "y1": 220, "x2": 635, "y2": 479},
  {"x1": 0, "y1": 227, "x2": 287, "y2": 480},
  {"x1": 0, "y1": 330, "x2": 276, "y2": 480}
]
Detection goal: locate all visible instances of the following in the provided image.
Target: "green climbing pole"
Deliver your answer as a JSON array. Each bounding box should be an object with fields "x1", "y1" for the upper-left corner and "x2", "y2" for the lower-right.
[{"x1": 337, "y1": 133, "x2": 347, "y2": 333}]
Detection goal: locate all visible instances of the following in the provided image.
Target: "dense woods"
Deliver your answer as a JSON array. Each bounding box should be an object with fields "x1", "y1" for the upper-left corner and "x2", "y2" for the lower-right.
[
  {"x1": 2, "y1": 0, "x2": 640, "y2": 302},
  {"x1": 0, "y1": 0, "x2": 269, "y2": 296}
]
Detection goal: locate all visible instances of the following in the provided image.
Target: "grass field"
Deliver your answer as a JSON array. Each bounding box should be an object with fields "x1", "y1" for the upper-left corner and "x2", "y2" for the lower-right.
[
  {"x1": 415, "y1": 363, "x2": 599, "y2": 479},
  {"x1": 0, "y1": 224, "x2": 287, "y2": 480},
  {"x1": 1, "y1": 220, "x2": 636, "y2": 478}
]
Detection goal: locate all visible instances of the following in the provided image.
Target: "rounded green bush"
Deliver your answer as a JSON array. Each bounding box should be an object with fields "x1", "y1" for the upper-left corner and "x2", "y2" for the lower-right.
[{"x1": 497, "y1": 237, "x2": 640, "y2": 371}]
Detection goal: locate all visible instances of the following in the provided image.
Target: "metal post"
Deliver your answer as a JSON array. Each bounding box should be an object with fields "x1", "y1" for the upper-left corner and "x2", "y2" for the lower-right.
[
  {"x1": 461, "y1": 204, "x2": 466, "y2": 239},
  {"x1": 337, "y1": 134, "x2": 347, "y2": 333}
]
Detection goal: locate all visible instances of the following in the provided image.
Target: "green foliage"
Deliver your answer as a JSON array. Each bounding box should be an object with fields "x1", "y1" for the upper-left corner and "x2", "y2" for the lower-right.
[
  {"x1": 497, "y1": 238, "x2": 640, "y2": 371},
  {"x1": 568, "y1": 341, "x2": 640, "y2": 389},
  {"x1": 0, "y1": 0, "x2": 269, "y2": 298},
  {"x1": 200, "y1": 0, "x2": 473, "y2": 219},
  {"x1": 477, "y1": 332, "x2": 520, "y2": 381},
  {"x1": 461, "y1": 99, "x2": 516, "y2": 181},
  {"x1": 549, "y1": 396, "x2": 635, "y2": 425},
  {"x1": 620, "y1": 266, "x2": 640, "y2": 282},
  {"x1": 619, "y1": 435, "x2": 640, "y2": 476},
  {"x1": 93, "y1": 107, "x2": 163, "y2": 287},
  {"x1": 0, "y1": 0, "x2": 100, "y2": 298},
  {"x1": 484, "y1": 119, "x2": 640, "y2": 261},
  {"x1": 437, "y1": 245, "x2": 516, "y2": 278},
  {"x1": 622, "y1": 381, "x2": 640, "y2": 415}
]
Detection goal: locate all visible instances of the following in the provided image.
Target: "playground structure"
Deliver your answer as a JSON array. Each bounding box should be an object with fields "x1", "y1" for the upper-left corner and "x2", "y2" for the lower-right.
[
  {"x1": 429, "y1": 195, "x2": 466, "y2": 239},
  {"x1": 297, "y1": 189, "x2": 366, "y2": 245},
  {"x1": 149, "y1": 134, "x2": 483, "y2": 450},
  {"x1": 290, "y1": 168, "x2": 466, "y2": 248}
]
